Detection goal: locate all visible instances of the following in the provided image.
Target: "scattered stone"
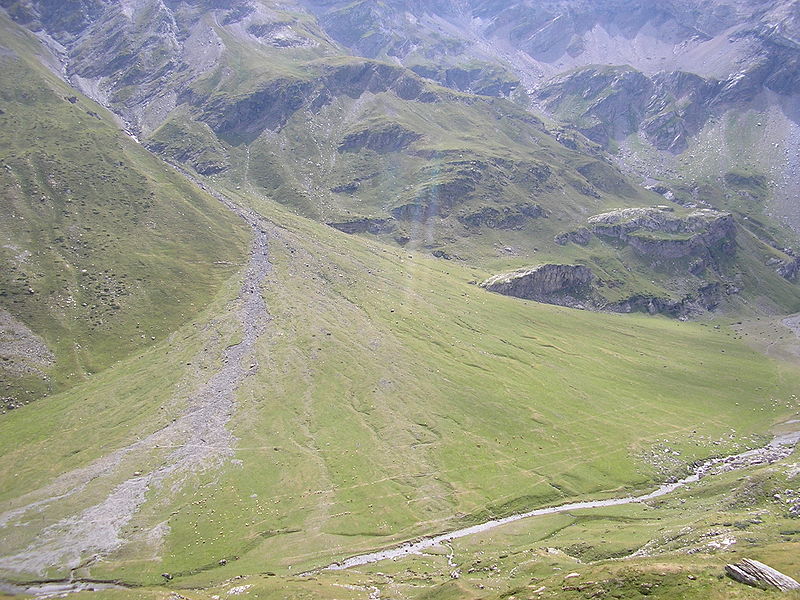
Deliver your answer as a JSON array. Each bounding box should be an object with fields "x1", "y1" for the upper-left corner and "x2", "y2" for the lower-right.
[{"x1": 227, "y1": 584, "x2": 253, "y2": 595}]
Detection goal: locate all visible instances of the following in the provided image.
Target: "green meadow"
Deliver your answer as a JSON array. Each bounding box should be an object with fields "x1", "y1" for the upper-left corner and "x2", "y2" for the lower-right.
[
  {"x1": 0, "y1": 5, "x2": 799, "y2": 598},
  {"x1": 3, "y1": 191, "x2": 797, "y2": 591}
]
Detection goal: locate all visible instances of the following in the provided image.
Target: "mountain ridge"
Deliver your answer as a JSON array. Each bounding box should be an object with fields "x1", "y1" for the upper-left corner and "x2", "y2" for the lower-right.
[{"x1": 3, "y1": 0, "x2": 796, "y2": 324}]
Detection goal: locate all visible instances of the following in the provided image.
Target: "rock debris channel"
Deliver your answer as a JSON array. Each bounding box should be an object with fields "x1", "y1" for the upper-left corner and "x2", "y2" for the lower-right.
[{"x1": 0, "y1": 197, "x2": 271, "y2": 578}]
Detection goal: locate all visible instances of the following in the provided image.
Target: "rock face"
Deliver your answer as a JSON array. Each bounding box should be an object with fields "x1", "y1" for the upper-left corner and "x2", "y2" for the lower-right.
[
  {"x1": 554, "y1": 227, "x2": 591, "y2": 246},
  {"x1": 338, "y1": 123, "x2": 421, "y2": 153},
  {"x1": 725, "y1": 559, "x2": 800, "y2": 591},
  {"x1": 535, "y1": 66, "x2": 653, "y2": 148},
  {"x1": 587, "y1": 207, "x2": 736, "y2": 260},
  {"x1": 608, "y1": 283, "x2": 725, "y2": 318},
  {"x1": 458, "y1": 202, "x2": 544, "y2": 229},
  {"x1": 535, "y1": 66, "x2": 719, "y2": 153},
  {"x1": 327, "y1": 218, "x2": 396, "y2": 235},
  {"x1": 480, "y1": 264, "x2": 594, "y2": 307}
]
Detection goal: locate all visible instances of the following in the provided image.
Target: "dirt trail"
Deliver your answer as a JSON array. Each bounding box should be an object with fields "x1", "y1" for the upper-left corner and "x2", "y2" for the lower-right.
[
  {"x1": 0, "y1": 199, "x2": 271, "y2": 576},
  {"x1": 306, "y1": 430, "x2": 800, "y2": 574}
]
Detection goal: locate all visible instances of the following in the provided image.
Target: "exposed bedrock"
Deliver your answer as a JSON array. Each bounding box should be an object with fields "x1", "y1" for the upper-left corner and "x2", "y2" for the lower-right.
[
  {"x1": 480, "y1": 264, "x2": 594, "y2": 303},
  {"x1": 555, "y1": 207, "x2": 736, "y2": 262}
]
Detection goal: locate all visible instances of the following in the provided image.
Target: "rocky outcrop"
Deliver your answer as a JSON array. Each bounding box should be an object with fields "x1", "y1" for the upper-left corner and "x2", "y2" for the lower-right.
[
  {"x1": 480, "y1": 264, "x2": 594, "y2": 307},
  {"x1": 554, "y1": 227, "x2": 591, "y2": 246},
  {"x1": 777, "y1": 256, "x2": 800, "y2": 281},
  {"x1": 321, "y1": 61, "x2": 439, "y2": 103},
  {"x1": 555, "y1": 207, "x2": 736, "y2": 264},
  {"x1": 391, "y1": 166, "x2": 483, "y2": 221},
  {"x1": 458, "y1": 202, "x2": 544, "y2": 229},
  {"x1": 481, "y1": 265, "x2": 728, "y2": 317},
  {"x1": 391, "y1": 200, "x2": 444, "y2": 222},
  {"x1": 388, "y1": 154, "x2": 555, "y2": 224},
  {"x1": 145, "y1": 142, "x2": 229, "y2": 175},
  {"x1": 609, "y1": 283, "x2": 725, "y2": 318},
  {"x1": 327, "y1": 218, "x2": 396, "y2": 235},
  {"x1": 338, "y1": 123, "x2": 421, "y2": 153},
  {"x1": 588, "y1": 207, "x2": 736, "y2": 260},
  {"x1": 145, "y1": 122, "x2": 230, "y2": 175},
  {"x1": 196, "y1": 77, "x2": 317, "y2": 141},
  {"x1": 196, "y1": 61, "x2": 441, "y2": 143},
  {"x1": 410, "y1": 63, "x2": 520, "y2": 97},
  {"x1": 726, "y1": 559, "x2": 800, "y2": 591}
]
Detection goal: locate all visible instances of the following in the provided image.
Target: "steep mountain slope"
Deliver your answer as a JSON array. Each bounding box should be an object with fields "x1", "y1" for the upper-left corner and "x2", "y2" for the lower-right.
[
  {"x1": 2, "y1": 0, "x2": 798, "y2": 322},
  {"x1": 0, "y1": 12, "x2": 250, "y2": 409},
  {"x1": 298, "y1": 0, "x2": 800, "y2": 241}
]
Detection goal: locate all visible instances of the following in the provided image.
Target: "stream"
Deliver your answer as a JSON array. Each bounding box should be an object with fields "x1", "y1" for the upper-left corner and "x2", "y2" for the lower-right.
[
  {"x1": 6, "y1": 430, "x2": 797, "y2": 596},
  {"x1": 309, "y1": 430, "x2": 800, "y2": 573}
]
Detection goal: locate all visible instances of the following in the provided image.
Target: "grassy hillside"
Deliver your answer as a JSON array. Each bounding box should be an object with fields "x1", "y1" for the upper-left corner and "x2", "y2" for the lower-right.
[
  {"x1": 2, "y1": 0, "x2": 796, "y2": 320},
  {"x1": 136, "y1": 6, "x2": 800, "y2": 318},
  {"x1": 0, "y1": 13, "x2": 250, "y2": 408},
  {"x1": 1, "y1": 190, "x2": 797, "y2": 589},
  {"x1": 89, "y1": 433, "x2": 795, "y2": 600},
  {"x1": 0, "y1": 4, "x2": 799, "y2": 599}
]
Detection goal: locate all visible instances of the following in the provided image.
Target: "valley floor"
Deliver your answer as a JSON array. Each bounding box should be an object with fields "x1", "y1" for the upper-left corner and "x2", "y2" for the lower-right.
[{"x1": 1, "y1": 200, "x2": 799, "y2": 597}]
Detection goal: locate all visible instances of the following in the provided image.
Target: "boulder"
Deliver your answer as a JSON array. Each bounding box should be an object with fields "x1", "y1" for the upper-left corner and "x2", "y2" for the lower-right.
[{"x1": 725, "y1": 559, "x2": 800, "y2": 591}]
